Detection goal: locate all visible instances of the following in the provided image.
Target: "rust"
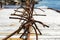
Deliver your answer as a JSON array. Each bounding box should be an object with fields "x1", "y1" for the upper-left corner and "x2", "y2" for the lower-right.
[{"x1": 3, "y1": 0, "x2": 49, "y2": 40}]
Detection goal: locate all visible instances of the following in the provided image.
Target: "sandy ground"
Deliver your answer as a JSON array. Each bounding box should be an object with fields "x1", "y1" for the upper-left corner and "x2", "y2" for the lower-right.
[{"x1": 0, "y1": 8, "x2": 60, "y2": 40}]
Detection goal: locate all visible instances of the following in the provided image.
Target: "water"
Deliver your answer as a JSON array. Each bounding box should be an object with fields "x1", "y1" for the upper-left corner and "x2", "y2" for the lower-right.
[
  {"x1": 35, "y1": 0, "x2": 60, "y2": 10},
  {"x1": 3, "y1": 0, "x2": 60, "y2": 10}
]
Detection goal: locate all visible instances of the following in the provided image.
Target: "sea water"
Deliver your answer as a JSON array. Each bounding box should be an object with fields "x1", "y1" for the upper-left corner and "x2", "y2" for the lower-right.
[
  {"x1": 3, "y1": 0, "x2": 60, "y2": 10},
  {"x1": 35, "y1": 0, "x2": 60, "y2": 10}
]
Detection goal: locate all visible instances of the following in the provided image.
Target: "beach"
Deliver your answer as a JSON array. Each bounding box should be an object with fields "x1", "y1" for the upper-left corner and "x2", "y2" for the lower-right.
[{"x1": 0, "y1": 8, "x2": 60, "y2": 40}]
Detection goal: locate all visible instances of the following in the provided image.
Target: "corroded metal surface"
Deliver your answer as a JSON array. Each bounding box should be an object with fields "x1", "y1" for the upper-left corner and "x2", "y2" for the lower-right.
[{"x1": 3, "y1": 0, "x2": 49, "y2": 40}]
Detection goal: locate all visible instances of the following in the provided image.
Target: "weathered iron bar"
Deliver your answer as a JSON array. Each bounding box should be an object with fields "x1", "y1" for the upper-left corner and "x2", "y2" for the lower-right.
[
  {"x1": 34, "y1": 23, "x2": 42, "y2": 35},
  {"x1": 3, "y1": 27, "x2": 22, "y2": 40},
  {"x1": 17, "y1": 7, "x2": 60, "y2": 13},
  {"x1": 32, "y1": 26, "x2": 38, "y2": 40},
  {"x1": 35, "y1": 20, "x2": 49, "y2": 28},
  {"x1": 11, "y1": 13, "x2": 46, "y2": 16},
  {"x1": 14, "y1": 10, "x2": 21, "y2": 12},
  {"x1": 3, "y1": 0, "x2": 49, "y2": 40},
  {"x1": 20, "y1": 28, "x2": 28, "y2": 38},
  {"x1": 47, "y1": 8, "x2": 60, "y2": 13},
  {"x1": 34, "y1": 8, "x2": 45, "y2": 12},
  {"x1": 9, "y1": 17, "x2": 27, "y2": 21},
  {"x1": 33, "y1": 14, "x2": 46, "y2": 16},
  {"x1": 11, "y1": 14, "x2": 28, "y2": 19}
]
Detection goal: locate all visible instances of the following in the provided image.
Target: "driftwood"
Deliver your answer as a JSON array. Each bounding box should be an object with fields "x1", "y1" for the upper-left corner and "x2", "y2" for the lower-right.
[{"x1": 3, "y1": 0, "x2": 49, "y2": 40}]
